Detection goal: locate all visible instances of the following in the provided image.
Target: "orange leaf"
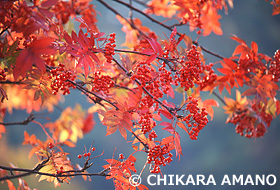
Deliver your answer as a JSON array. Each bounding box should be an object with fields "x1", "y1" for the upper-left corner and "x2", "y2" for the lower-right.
[
  {"x1": 251, "y1": 41, "x2": 258, "y2": 54},
  {"x1": 231, "y1": 35, "x2": 246, "y2": 45},
  {"x1": 6, "y1": 180, "x2": 16, "y2": 190},
  {"x1": 203, "y1": 99, "x2": 219, "y2": 120},
  {"x1": 177, "y1": 121, "x2": 188, "y2": 133}
]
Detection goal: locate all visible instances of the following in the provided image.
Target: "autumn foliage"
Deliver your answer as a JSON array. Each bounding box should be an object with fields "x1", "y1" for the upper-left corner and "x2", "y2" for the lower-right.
[{"x1": 0, "y1": 0, "x2": 279, "y2": 189}]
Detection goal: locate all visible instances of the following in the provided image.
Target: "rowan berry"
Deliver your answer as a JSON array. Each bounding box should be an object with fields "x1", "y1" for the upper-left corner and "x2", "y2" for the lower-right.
[
  {"x1": 269, "y1": 49, "x2": 280, "y2": 82},
  {"x1": 139, "y1": 112, "x2": 156, "y2": 134},
  {"x1": 91, "y1": 147, "x2": 96, "y2": 151},
  {"x1": 48, "y1": 142, "x2": 54, "y2": 149},
  {"x1": 0, "y1": 68, "x2": 6, "y2": 81},
  {"x1": 175, "y1": 45, "x2": 203, "y2": 91},
  {"x1": 77, "y1": 154, "x2": 82, "y2": 159},
  {"x1": 50, "y1": 63, "x2": 76, "y2": 95},
  {"x1": 147, "y1": 144, "x2": 172, "y2": 173},
  {"x1": 90, "y1": 71, "x2": 114, "y2": 93},
  {"x1": 183, "y1": 97, "x2": 209, "y2": 140},
  {"x1": 119, "y1": 153, "x2": 124, "y2": 160},
  {"x1": 104, "y1": 33, "x2": 116, "y2": 63}
]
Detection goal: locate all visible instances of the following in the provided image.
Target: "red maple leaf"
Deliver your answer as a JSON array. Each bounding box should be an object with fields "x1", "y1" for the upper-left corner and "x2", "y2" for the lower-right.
[{"x1": 14, "y1": 38, "x2": 56, "y2": 80}]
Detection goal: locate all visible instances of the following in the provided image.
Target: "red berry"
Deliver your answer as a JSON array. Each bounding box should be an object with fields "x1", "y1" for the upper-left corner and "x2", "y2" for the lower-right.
[{"x1": 119, "y1": 153, "x2": 124, "y2": 159}]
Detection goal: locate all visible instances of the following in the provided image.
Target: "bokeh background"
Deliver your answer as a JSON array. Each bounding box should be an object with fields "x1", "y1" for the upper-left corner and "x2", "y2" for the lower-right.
[{"x1": 1, "y1": 0, "x2": 280, "y2": 189}]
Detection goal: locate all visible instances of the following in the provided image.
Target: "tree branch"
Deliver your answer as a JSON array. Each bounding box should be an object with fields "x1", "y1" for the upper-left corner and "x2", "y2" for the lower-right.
[
  {"x1": 0, "y1": 164, "x2": 109, "y2": 182},
  {"x1": 212, "y1": 91, "x2": 226, "y2": 105},
  {"x1": 0, "y1": 114, "x2": 35, "y2": 126},
  {"x1": 112, "y1": 57, "x2": 175, "y2": 114},
  {"x1": 67, "y1": 80, "x2": 119, "y2": 110},
  {"x1": 111, "y1": 0, "x2": 226, "y2": 60}
]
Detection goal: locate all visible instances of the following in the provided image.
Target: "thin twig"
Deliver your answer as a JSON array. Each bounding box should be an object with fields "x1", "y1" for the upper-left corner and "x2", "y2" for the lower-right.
[
  {"x1": 112, "y1": 57, "x2": 174, "y2": 113},
  {"x1": 112, "y1": 0, "x2": 226, "y2": 60},
  {"x1": 0, "y1": 164, "x2": 109, "y2": 181},
  {"x1": 0, "y1": 114, "x2": 35, "y2": 126},
  {"x1": 212, "y1": 91, "x2": 226, "y2": 105},
  {"x1": 131, "y1": 131, "x2": 149, "y2": 152}
]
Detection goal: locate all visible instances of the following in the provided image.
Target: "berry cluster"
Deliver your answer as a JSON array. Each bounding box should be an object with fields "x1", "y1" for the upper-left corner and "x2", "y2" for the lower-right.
[
  {"x1": 131, "y1": 62, "x2": 153, "y2": 84},
  {"x1": 77, "y1": 147, "x2": 96, "y2": 159},
  {"x1": 175, "y1": 45, "x2": 203, "y2": 91},
  {"x1": 104, "y1": 33, "x2": 116, "y2": 63},
  {"x1": 199, "y1": 63, "x2": 217, "y2": 89},
  {"x1": 56, "y1": 166, "x2": 64, "y2": 175},
  {"x1": 139, "y1": 112, "x2": 156, "y2": 134},
  {"x1": 48, "y1": 142, "x2": 54, "y2": 149},
  {"x1": 0, "y1": 68, "x2": 6, "y2": 81},
  {"x1": 119, "y1": 153, "x2": 124, "y2": 160},
  {"x1": 91, "y1": 71, "x2": 115, "y2": 93},
  {"x1": 147, "y1": 144, "x2": 173, "y2": 173},
  {"x1": 49, "y1": 63, "x2": 76, "y2": 95},
  {"x1": 269, "y1": 49, "x2": 280, "y2": 82},
  {"x1": 228, "y1": 102, "x2": 273, "y2": 138},
  {"x1": 183, "y1": 97, "x2": 209, "y2": 140},
  {"x1": 158, "y1": 63, "x2": 173, "y2": 94},
  {"x1": 148, "y1": 130, "x2": 157, "y2": 141}
]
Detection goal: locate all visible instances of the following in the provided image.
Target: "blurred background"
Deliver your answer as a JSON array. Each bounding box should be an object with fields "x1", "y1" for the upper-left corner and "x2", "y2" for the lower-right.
[{"x1": 1, "y1": 0, "x2": 280, "y2": 189}]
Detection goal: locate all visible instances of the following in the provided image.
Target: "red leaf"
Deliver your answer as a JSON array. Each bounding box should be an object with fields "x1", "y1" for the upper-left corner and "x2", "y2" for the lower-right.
[
  {"x1": 146, "y1": 37, "x2": 163, "y2": 56},
  {"x1": 158, "y1": 109, "x2": 173, "y2": 119},
  {"x1": 174, "y1": 132, "x2": 182, "y2": 159},
  {"x1": 231, "y1": 35, "x2": 246, "y2": 45},
  {"x1": 160, "y1": 122, "x2": 175, "y2": 133},
  {"x1": 82, "y1": 114, "x2": 95, "y2": 134},
  {"x1": 41, "y1": 0, "x2": 58, "y2": 7},
  {"x1": 118, "y1": 125, "x2": 127, "y2": 140},
  {"x1": 251, "y1": 41, "x2": 258, "y2": 54},
  {"x1": 145, "y1": 53, "x2": 157, "y2": 64},
  {"x1": 223, "y1": 58, "x2": 237, "y2": 70},
  {"x1": 170, "y1": 27, "x2": 177, "y2": 40},
  {"x1": 167, "y1": 85, "x2": 174, "y2": 99},
  {"x1": 160, "y1": 136, "x2": 174, "y2": 145},
  {"x1": 276, "y1": 100, "x2": 280, "y2": 115},
  {"x1": 14, "y1": 38, "x2": 55, "y2": 80},
  {"x1": 242, "y1": 88, "x2": 257, "y2": 96},
  {"x1": 152, "y1": 113, "x2": 162, "y2": 121}
]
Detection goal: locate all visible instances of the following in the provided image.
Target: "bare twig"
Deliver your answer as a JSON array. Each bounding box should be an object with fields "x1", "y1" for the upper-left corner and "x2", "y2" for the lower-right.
[
  {"x1": 0, "y1": 164, "x2": 109, "y2": 182},
  {"x1": 212, "y1": 91, "x2": 226, "y2": 105},
  {"x1": 0, "y1": 114, "x2": 35, "y2": 126},
  {"x1": 131, "y1": 131, "x2": 149, "y2": 152},
  {"x1": 111, "y1": 0, "x2": 226, "y2": 60}
]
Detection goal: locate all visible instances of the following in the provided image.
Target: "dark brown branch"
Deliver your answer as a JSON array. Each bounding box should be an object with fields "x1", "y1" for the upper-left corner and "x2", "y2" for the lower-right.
[
  {"x1": 97, "y1": 0, "x2": 148, "y2": 38},
  {"x1": 0, "y1": 26, "x2": 9, "y2": 37},
  {"x1": 131, "y1": 131, "x2": 149, "y2": 152},
  {"x1": 0, "y1": 164, "x2": 109, "y2": 182},
  {"x1": 112, "y1": 0, "x2": 226, "y2": 60},
  {"x1": 0, "y1": 80, "x2": 23, "y2": 85},
  {"x1": 112, "y1": 57, "x2": 175, "y2": 114},
  {"x1": 212, "y1": 91, "x2": 226, "y2": 105},
  {"x1": 0, "y1": 114, "x2": 35, "y2": 126},
  {"x1": 67, "y1": 80, "x2": 119, "y2": 110}
]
